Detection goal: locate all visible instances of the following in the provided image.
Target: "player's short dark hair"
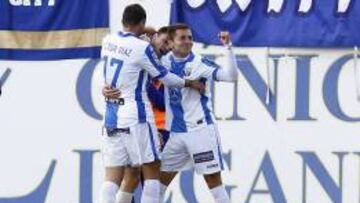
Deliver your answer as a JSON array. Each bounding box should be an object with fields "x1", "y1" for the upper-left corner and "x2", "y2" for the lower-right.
[
  {"x1": 157, "y1": 26, "x2": 171, "y2": 35},
  {"x1": 168, "y1": 23, "x2": 190, "y2": 40},
  {"x1": 122, "y1": 4, "x2": 147, "y2": 26}
]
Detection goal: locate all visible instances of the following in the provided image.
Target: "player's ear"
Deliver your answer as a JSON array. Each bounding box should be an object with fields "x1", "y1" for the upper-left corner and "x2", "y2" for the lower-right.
[
  {"x1": 152, "y1": 33, "x2": 158, "y2": 41},
  {"x1": 168, "y1": 40, "x2": 174, "y2": 49}
]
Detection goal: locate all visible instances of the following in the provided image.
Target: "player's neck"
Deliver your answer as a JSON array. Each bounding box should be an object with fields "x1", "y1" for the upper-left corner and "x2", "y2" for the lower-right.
[
  {"x1": 172, "y1": 52, "x2": 191, "y2": 59},
  {"x1": 123, "y1": 27, "x2": 139, "y2": 36}
]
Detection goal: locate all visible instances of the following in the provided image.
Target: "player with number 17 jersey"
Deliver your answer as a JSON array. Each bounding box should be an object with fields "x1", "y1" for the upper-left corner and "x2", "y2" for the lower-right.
[{"x1": 101, "y1": 32, "x2": 186, "y2": 130}]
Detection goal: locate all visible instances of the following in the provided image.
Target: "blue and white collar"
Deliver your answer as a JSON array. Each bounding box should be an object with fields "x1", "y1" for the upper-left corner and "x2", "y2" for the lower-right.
[
  {"x1": 118, "y1": 31, "x2": 138, "y2": 38},
  {"x1": 170, "y1": 52, "x2": 195, "y2": 64}
]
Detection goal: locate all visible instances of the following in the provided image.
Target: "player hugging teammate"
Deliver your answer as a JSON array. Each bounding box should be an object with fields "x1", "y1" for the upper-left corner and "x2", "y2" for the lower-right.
[{"x1": 99, "y1": 4, "x2": 238, "y2": 203}]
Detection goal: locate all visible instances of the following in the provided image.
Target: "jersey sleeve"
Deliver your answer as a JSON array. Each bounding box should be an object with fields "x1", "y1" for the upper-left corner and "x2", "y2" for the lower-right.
[
  {"x1": 141, "y1": 44, "x2": 169, "y2": 80},
  {"x1": 213, "y1": 46, "x2": 238, "y2": 82},
  {"x1": 187, "y1": 48, "x2": 238, "y2": 82},
  {"x1": 186, "y1": 57, "x2": 220, "y2": 81},
  {"x1": 142, "y1": 44, "x2": 185, "y2": 87}
]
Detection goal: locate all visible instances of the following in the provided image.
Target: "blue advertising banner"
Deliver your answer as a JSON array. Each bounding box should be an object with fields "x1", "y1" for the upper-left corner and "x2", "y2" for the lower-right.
[{"x1": 170, "y1": 0, "x2": 360, "y2": 47}]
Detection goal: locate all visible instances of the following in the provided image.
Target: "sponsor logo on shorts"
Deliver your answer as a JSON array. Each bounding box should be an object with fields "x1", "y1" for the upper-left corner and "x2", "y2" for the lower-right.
[
  {"x1": 193, "y1": 151, "x2": 214, "y2": 164},
  {"x1": 207, "y1": 163, "x2": 219, "y2": 169}
]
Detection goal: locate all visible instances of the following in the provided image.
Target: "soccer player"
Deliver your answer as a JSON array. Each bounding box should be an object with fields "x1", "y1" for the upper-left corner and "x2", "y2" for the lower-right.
[
  {"x1": 102, "y1": 26, "x2": 172, "y2": 203},
  {"x1": 103, "y1": 25, "x2": 171, "y2": 149},
  {"x1": 142, "y1": 26, "x2": 171, "y2": 149},
  {"x1": 159, "y1": 24, "x2": 238, "y2": 203},
  {"x1": 99, "y1": 5, "x2": 203, "y2": 203}
]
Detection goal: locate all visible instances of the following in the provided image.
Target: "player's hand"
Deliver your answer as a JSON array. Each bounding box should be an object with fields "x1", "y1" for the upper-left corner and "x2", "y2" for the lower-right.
[
  {"x1": 218, "y1": 31, "x2": 231, "y2": 46},
  {"x1": 143, "y1": 26, "x2": 157, "y2": 38},
  {"x1": 185, "y1": 80, "x2": 206, "y2": 94},
  {"x1": 102, "y1": 85, "x2": 121, "y2": 99}
]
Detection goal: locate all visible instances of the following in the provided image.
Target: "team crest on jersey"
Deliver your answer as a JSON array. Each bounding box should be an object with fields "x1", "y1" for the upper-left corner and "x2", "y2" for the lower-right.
[{"x1": 169, "y1": 87, "x2": 182, "y2": 104}]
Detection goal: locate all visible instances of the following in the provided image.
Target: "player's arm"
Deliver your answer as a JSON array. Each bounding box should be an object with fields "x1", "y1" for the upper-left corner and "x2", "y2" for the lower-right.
[
  {"x1": 142, "y1": 44, "x2": 205, "y2": 91},
  {"x1": 102, "y1": 85, "x2": 121, "y2": 99},
  {"x1": 185, "y1": 32, "x2": 237, "y2": 82},
  {"x1": 213, "y1": 31, "x2": 238, "y2": 82}
]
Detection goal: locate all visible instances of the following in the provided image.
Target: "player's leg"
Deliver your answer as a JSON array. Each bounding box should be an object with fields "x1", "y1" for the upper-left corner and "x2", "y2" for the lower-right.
[
  {"x1": 127, "y1": 123, "x2": 162, "y2": 203},
  {"x1": 100, "y1": 130, "x2": 129, "y2": 203},
  {"x1": 115, "y1": 166, "x2": 140, "y2": 203},
  {"x1": 159, "y1": 131, "x2": 192, "y2": 202},
  {"x1": 159, "y1": 171, "x2": 177, "y2": 202},
  {"x1": 141, "y1": 160, "x2": 162, "y2": 203},
  {"x1": 135, "y1": 129, "x2": 167, "y2": 200},
  {"x1": 189, "y1": 124, "x2": 230, "y2": 203},
  {"x1": 204, "y1": 172, "x2": 230, "y2": 203},
  {"x1": 100, "y1": 167, "x2": 125, "y2": 203}
]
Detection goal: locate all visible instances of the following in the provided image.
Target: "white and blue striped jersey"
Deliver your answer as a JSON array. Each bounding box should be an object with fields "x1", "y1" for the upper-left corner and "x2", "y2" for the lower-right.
[
  {"x1": 101, "y1": 32, "x2": 175, "y2": 128},
  {"x1": 162, "y1": 48, "x2": 238, "y2": 133},
  {"x1": 162, "y1": 52, "x2": 219, "y2": 133}
]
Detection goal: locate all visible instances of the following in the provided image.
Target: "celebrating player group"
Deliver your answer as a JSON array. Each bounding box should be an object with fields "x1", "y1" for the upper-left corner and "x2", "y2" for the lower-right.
[{"x1": 99, "y1": 4, "x2": 238, "y2": 203}]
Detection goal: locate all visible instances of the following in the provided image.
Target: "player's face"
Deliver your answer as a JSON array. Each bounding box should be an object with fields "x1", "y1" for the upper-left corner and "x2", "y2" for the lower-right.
[
  {"x1": 152, "y1": 33, "x2": 170, "y2": 56},
  {"x1": 171, "y1": 29, "x2": 193, "y2": 57}
]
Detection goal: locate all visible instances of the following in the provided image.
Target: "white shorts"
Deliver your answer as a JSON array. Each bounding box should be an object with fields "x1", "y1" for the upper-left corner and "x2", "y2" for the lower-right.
[
  {"x1": 161, "y1": 124, "x2": 224, "y2": 175},
  {"x1": 101, "y1": 122, "x2": 161, "y2": 167}
]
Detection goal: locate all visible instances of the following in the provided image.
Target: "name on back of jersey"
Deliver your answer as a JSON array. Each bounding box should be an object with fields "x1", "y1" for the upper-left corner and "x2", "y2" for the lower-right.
[{"x1": 104, "y1": 42, "x2": 133, "y2": 57}]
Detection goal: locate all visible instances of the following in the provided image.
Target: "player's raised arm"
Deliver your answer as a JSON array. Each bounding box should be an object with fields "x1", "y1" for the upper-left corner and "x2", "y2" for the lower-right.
[
  {"x1": 142, "y1": 44, "x2": 205, "y2": 91},
  {"x1": 214, "y1": 31, "x2": 238, "y2": 82},
  {"x1": 184, "y1": 31, "x2": 238, "y2": 83}
]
